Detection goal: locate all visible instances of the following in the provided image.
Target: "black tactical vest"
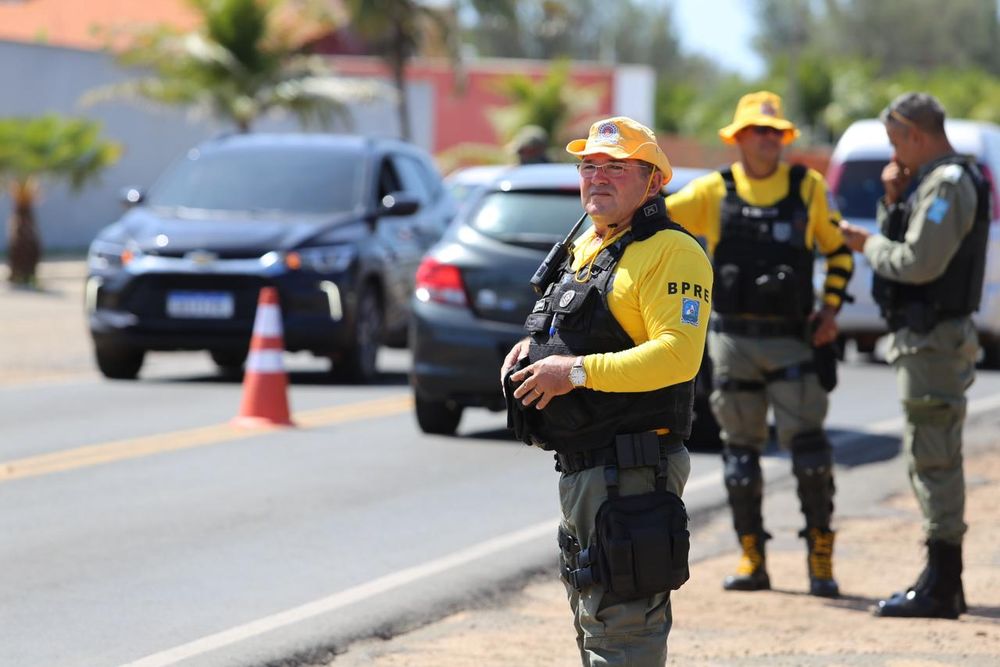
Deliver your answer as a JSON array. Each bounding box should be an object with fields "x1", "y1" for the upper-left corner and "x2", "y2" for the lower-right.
[
  {"x1": 523, "y1": 198, "x2": 697, "y2": 454},
  {"x1": 872, "y1": 155, "x2": 991, "y2": 333},
  {"x1": 712, "y1": 165, "x2": 815, "y2": 319}
]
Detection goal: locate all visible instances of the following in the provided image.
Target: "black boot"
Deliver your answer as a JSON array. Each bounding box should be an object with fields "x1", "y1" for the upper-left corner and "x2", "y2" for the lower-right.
[
  {"x1": 875, "y1": 540, "x2": 964, "y2": 619},
  {"x1": 803, "y1": 527, "x2": 840, "y2": 598},
  {"x1": 723, "y1": 532, "x2": 771, "y2": 591}
]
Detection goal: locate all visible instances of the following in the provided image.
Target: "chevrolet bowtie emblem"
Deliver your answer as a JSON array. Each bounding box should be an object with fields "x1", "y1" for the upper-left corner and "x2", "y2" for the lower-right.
[{"x1": 185, "y1": 250, "x2": 218, "y2": 265}]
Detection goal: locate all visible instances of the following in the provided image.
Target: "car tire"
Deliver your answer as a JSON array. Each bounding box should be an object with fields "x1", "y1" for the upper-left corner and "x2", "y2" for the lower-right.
[
  {"x1": 210, "y1": 349, "x2": 247, "y2": 375},
  {"x1": 330, "y1": 285, "x2": 383, "y2": 383},
  {"x1": 95, "y1": 343, "x2": 145, "y2": 380},
  {"x1": 415, "y1": 395, "x2": 463, "y2": 435}
]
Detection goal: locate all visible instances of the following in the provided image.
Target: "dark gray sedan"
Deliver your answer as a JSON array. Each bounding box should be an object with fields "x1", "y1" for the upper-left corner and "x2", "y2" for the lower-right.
[{"x1": 409, "y1": 163, "x2": 714, "y2": 438}]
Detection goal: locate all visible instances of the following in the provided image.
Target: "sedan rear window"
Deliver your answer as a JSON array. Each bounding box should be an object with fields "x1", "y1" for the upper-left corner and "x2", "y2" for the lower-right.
[
  {"x1": 468, "y1": 190, "x2": 583, "y2": 249},
  {"x1": 147, "y1": 146, "x2": 364, "y2": 215}
]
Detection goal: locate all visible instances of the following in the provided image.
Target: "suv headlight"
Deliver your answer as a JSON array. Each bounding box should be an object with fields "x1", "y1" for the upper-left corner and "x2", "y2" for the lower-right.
[
  {"x1": 88, "y1": 240, "x2": 132, "y2": 271},
  {"x1": 286, "y1": 245, "x2": 356, "y2": 273}
]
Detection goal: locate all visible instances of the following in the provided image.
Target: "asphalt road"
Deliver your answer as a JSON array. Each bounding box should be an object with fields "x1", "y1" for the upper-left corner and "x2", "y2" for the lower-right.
[{"x1": 4, "y1": 271, "x2": 1000, "y2": 666}]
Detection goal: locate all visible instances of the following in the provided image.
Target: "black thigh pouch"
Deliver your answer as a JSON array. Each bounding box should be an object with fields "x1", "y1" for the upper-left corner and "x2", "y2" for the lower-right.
[{"x1": 587, "y1": 490, "x2": 691, "y2": 599}]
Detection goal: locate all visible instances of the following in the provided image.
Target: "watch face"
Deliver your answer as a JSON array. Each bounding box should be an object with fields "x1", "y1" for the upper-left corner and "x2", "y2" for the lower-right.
[{"x1": 570, "y1": 366, "x2": 586, "y2": 387}]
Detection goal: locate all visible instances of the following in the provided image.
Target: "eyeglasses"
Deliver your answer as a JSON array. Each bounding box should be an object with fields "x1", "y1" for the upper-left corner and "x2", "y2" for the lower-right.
[
  {"x1": 749, "y1": 125, "x2": 784, "y2": 137},
  {"x1": 577, "y1": 162, "x2": 647, "y2": 179}
]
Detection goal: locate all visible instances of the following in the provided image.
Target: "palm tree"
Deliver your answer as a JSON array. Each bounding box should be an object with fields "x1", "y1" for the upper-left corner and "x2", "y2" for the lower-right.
[
  {"x1": 488, "y1": 59, "x2": 604, "y2": 148},
  {"x1": 85, "y1": 0, "x2": 389, "y2": 132},
  {"x1": 0, "y1": 115, "x2": 121, "y2": 285},
  {"x1": 434, "y1": 59, "x2": 604, "y2": 173},
  {"x1": 343, "y1": 0, "x2": 463, "y2": 141}
]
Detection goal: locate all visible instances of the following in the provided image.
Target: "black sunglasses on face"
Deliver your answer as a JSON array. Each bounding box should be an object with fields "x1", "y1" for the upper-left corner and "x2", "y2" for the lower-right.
[{"x1": 750, "y1": 126, "x2": 784, "y2": 137}]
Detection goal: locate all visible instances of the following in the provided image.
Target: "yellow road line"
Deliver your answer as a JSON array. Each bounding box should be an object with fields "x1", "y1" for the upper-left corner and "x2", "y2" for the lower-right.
[{"x1": 0, "y1": 394, "x2": 413, "y2": 483}]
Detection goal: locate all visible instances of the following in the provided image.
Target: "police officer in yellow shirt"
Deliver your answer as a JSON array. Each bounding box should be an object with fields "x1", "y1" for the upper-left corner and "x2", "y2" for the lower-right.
[
  {"x1": 501, "y1": 116, "x2": 712, "y2": 666},
  {"x1": 666, "y1": 91, "x2": 854, "y2": 598}
]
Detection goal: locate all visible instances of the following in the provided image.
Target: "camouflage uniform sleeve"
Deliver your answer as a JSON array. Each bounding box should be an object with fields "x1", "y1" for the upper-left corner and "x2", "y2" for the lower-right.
[{"x1": 864, "y1": 165, "x2": 978, "y2": 284}]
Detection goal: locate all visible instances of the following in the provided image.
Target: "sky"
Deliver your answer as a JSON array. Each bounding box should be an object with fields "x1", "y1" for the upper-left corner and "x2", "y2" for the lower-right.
[{"x1": 670, "y1": 0, "x2": 765, "y2": 79}]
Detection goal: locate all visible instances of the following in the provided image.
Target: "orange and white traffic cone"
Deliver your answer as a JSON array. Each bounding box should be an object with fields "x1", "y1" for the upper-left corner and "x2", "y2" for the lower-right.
[{"x1": 232, "y1": 287, "x2": 294, "y2": 428}]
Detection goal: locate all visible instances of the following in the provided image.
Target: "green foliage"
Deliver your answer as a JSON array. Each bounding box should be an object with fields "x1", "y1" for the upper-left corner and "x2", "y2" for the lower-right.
[
  {"x1": 0, "y1": 115, "x2": 122, "y2": 285},
  {"x1": 0, "y1": 115, "x2": 121, "y2": 192},
  {"x1": 464, "y1": 0, "x2": 684, "y2": 66},
  {"x1": 820, "y1": 0, "x2": 1000, "y2": 76},
  {"x1": 820, "y1": 61, "x2": 1000, "y2": 138},
  {"x1": 487, "y1": 59, "x2": 603, "y2": 147},
  {"x1": 343, "y1": 0, "x2": 462, "y2": 139},
  {"x1": 84, "y1": 0, "x2": 388, "y2": 132}
]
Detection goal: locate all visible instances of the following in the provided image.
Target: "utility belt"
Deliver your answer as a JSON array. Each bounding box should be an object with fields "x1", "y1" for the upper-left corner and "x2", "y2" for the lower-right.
[
  {"x1": 712, "y1": 315, "x2": 839, "y2": 392},
  {"x1": 711, "y1": 315, "x2": 806, "y2": 338},
  {"x1": 554, "y1": 431, "x2": 684, "y2": 474},
  {"x1": 558, "y1": 454, "x2": 690, "y2": 599},
  {"x1": 885, "y1": 303, "x2": 970, "y2": 334},
  {"x1": 715, "y1": 361, "x2": 816, "y2": 392}
]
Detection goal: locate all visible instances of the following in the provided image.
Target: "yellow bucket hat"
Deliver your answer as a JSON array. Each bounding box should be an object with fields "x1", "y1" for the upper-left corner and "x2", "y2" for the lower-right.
[
  {"x1": 718, "y1": 91, "x2": 800, "y2": 145},
  {"x1": 566, "y1": 116, "x2": 673, "y2": 185}
]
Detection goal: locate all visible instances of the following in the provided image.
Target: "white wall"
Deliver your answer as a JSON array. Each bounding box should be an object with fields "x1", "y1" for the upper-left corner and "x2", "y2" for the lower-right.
[
  {"x1": 612, "y1": 64, "x2": 655, "y2": 128},
  {"x1": 0, "y1": 41, "x2": 433, "y2": 252}
]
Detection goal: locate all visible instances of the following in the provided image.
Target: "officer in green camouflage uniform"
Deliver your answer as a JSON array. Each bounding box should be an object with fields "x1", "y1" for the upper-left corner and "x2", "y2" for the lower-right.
[{"x1": 840, "y1": 92, "x2": 990, "y2": 620}]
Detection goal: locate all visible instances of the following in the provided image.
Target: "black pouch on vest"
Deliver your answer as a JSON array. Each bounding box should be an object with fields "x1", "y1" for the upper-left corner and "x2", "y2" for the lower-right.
[
  {"x1": 749, "y1": 264, "x2": 801, "y2": 317},
  {"x1": 504, "y1": 356, "x2": 545, "y2": 447},
  {"x1": 588, "y1": 488, "x2": 691, "y2": 599}
]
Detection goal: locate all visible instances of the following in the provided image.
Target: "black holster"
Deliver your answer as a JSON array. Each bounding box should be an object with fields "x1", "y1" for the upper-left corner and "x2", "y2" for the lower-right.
[
  {"x1": 812, "y1": 341, "x2": 838, "y2": 392},
  {"x1": 810, "y1": 318, "x2": 838, "y2": 392}
]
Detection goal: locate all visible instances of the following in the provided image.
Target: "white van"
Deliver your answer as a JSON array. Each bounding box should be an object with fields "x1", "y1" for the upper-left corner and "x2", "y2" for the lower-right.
[{"x1": 826, "y1": 118, "x2": 1000, "y2": 366}]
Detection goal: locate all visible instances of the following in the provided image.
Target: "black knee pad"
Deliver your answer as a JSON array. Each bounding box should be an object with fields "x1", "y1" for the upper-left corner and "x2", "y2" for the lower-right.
[
  {"x1": 791, "y1": 431, "x2": 833, "y2": 475},
  {"x1": 723, "y1": 446, "x2": 765, "y2": 535},
  {"x1": 723, "y1": 446, "x2": 763, "y2": 497},
  {"x1": 791, "y1": 431, "x2": 834, "y2": 530}
]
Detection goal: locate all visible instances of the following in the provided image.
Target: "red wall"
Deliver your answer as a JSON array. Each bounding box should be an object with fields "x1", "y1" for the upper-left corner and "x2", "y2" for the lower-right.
[{"x1": 331, "y1": 56, "x2": 616, "y2": 154}]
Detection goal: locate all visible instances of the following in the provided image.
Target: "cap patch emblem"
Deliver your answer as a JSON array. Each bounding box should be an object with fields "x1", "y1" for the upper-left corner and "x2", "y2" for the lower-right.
[
  {"x1": 681, "y1": 297, "x2": 700, "y2": 326},
  {"x1": 760, "y1": 101, "x2": 777, "y2": 116},
  {"x1": 595, "y1": 122, "x2": 620, "y2": 145}
]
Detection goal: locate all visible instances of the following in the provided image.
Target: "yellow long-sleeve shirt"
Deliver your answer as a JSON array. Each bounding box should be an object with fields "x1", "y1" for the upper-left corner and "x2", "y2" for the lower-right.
[
  {"x1": 664, "y1": 162, "x2": 854, "y2": 310},
  {"x1": 574, "y1": 224, "x2": 713, "y2": 393}
]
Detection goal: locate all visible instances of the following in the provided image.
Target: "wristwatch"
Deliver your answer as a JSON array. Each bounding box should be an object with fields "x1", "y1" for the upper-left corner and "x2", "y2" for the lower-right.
[{"x1": 569, "y1": 356, "x2": 587, "y2": 388}]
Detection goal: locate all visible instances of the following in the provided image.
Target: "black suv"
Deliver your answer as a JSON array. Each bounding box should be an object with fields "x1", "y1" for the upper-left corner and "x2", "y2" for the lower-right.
[{"x1": 86, "y1": 133, "x2": 453, "y2": 381}]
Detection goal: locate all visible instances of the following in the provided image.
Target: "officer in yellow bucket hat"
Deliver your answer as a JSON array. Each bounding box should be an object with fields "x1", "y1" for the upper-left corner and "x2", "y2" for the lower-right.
[
  {"x1": 666, "y1": 91, "x2": 854, "y2": 598},
  {"x1": 502, "y1": 116, "x2": 711, "y2": 665}
]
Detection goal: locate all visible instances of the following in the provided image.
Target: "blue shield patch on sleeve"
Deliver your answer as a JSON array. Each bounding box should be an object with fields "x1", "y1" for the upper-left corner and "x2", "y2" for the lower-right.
[
  {"x1": 927, "y1": 197, "x2": 950, "y2": 225},
  {"x1": 681, "y1": 297, "x2": 700, "y2": 326}
]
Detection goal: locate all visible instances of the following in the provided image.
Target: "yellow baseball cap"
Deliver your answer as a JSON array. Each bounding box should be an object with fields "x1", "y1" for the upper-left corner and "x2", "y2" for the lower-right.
[
  {"x1": 566, "y1": 116, "x2": 673, "y2": 185},
  {"x1": 718, "y1": 90, "x2": 800, "y2": 145}
]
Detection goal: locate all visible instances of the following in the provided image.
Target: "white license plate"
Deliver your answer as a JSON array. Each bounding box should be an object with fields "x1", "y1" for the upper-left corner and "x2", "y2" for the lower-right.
[{"x1": 166, "y1": 291, "x2": 234, "y2": 319}]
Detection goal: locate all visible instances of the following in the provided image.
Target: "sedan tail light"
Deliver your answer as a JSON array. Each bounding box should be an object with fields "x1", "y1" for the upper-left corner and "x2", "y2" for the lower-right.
[{"x1": 415, "y1": 257, "x2": 468, "y2": 306}]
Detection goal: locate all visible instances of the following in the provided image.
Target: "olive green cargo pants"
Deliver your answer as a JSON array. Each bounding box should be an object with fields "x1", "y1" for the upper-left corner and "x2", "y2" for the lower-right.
[
  {"x1": 886, "y1": 317, "x2": 978, "y2": 545},
  {"x1": 558, "y1": 447, "x2": 691, "y2": 667},
  {"x1": 707, "y1": 331, "x2": 828, "y2": 450}
]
